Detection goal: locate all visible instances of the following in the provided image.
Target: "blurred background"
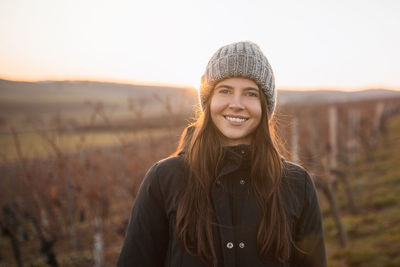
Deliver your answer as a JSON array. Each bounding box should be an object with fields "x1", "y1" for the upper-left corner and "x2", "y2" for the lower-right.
[{"x1": 1, "y1": 0, "x2": 400, "y2": 266}]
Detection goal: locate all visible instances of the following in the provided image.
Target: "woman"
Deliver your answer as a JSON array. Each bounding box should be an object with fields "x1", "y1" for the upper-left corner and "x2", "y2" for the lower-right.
[{"x1": 118, "y1": 41, "x2": 326, "y2": 267}]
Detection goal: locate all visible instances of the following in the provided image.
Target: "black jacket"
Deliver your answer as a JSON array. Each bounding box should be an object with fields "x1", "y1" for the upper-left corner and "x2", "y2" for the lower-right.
[{"x1": 118, "y1": 145, "x2": 326, "y2": 267}]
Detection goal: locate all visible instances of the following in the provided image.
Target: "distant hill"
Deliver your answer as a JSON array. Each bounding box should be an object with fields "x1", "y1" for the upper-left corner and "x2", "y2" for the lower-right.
[
  {"x1": 0, "y1": 79, "x2": 197, "y2": 111},
  {"x1": 278, "y1": 89, "x2": 400, "y2": 105}
]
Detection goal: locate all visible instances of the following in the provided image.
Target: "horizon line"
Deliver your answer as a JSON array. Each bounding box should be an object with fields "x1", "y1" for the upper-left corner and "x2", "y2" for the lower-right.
[
  {"x1": 1, "y1": 75, "x2": 399, "y2": 93},
  {"x1": 0, "y1": 75, "x2": 196, "y2": 90}
]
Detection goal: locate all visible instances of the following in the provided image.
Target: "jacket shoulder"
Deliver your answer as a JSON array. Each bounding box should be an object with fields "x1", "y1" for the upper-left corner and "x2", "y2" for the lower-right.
[
  {"x1": 144, "y1": 156, "x2": 185, "y2": 214},
  {"x1": 155, "y1": 155, "x2": 185, "y2": 172},
  {"x1": 282, "y1": 160, "x2": 312, "y2": 184},
  {"x1": 144, "y1": 155, "x2": 185, "y2": 191}
]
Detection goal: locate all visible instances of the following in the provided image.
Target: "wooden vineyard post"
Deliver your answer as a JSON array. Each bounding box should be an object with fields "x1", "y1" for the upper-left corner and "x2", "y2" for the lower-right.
[
  {"x1": 93, "y1": 216, "x2": 104, "y2": 267},
  {"x1": 371, "y1": 101, "x2": 384, "y2": 148},
  {"x1": 347, "y1": 108, "x2": 361, "y2": 165},
  {"x1": 329, "y1": 106, "x2": 338, "y2": 174},
  {"x1": 327, "y1": 106, "x2": 347, "y2": 246}
]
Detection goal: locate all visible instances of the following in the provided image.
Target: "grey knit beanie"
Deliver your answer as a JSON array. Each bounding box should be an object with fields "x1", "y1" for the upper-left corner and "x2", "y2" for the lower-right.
[{"x1": 199, "y1": 41, "x2": 276, "y2": 117}]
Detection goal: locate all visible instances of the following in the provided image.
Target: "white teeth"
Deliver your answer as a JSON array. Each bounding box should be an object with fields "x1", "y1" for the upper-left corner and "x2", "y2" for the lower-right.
[{"x1": 225, "y1": 116, "x2": 247, "y2": 123}]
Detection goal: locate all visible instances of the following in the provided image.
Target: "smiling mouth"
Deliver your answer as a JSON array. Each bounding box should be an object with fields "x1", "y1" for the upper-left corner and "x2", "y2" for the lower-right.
[{"x1": 224, "y1": 116, "x2": 248, "y2": 123}]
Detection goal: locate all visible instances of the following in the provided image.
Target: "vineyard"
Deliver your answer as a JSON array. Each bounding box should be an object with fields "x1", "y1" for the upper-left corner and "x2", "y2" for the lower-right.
[{"x1": 1, "y1": 83, "x2": 400, "y2": 266}]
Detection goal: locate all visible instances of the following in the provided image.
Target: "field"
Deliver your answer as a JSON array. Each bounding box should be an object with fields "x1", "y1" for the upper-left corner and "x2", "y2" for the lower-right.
[
  {"x1": 322, "y1": 114, "x2": 400, "y2": 266},
  {"x1": 0, "y1": 127, "x2": 181, "y2": 161}
]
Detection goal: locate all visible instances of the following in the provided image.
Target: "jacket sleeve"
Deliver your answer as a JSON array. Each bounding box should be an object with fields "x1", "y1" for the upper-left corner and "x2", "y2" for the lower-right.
[
  {"x1": 292, "y1": 170, "x2": 327, "y2": 267},
  {"x1": 117, "y1": 163, "x2": 169, "y2": 267}
]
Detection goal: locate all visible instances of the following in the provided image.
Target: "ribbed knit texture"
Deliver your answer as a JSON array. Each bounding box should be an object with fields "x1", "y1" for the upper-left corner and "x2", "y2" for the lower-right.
[{"x1": 199, "y1": 41, "x2": 276, "y2": 117}]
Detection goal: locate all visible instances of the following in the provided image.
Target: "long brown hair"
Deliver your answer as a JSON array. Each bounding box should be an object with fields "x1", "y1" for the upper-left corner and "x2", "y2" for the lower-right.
[{"x1": 173, "y1": 89, "x2": 291, "y2": 265}]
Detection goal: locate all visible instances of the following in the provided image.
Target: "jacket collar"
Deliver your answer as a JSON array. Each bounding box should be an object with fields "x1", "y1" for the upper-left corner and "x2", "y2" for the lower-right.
[{"x1": 218, "y1": 144, "x2": 251, "y2": 178}]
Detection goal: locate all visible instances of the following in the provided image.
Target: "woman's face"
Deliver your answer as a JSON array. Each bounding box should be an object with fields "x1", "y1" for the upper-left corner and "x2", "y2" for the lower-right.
[{"x1": 210, "y1": 77, "x2": 262, "y2": 146}]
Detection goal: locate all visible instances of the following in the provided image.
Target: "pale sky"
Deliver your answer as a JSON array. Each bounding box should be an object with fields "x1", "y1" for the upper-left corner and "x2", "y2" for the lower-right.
[{"x1": 0, "y1": 0, "x2": 399, "y2": 90}]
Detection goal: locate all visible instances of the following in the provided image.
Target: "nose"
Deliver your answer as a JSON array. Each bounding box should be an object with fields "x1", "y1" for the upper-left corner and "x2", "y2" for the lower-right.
[{"x1": 228, "y1": 93, "x2": 244, "y2": 110}]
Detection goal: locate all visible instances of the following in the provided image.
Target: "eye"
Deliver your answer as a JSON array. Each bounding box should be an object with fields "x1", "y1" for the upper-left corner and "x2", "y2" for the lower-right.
[
  {"x1": 217, "y1": 88, "x2": 231, "y2": 94},
  {"x1": 246, "y1": 91, "x2": 259, "y2": 97}
]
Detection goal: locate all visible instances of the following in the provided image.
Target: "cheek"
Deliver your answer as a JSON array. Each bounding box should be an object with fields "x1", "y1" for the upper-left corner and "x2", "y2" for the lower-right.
[
  {"x1": 248, "y1": 100, "x2": 263, "y2": 120},
  {"x1": 255, "y1": 106, "x2": 262, "y2": 121},
  {"x1": 210, "y1": 96, "x2": 224, "y2": 116},
  {"x1": 209, "y1": 98, "x2": 219, "y2": 125}
]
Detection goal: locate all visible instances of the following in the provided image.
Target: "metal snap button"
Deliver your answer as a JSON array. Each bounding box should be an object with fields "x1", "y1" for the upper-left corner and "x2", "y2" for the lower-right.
[
  {"x1": 226, "y1": 242, "x2": 234, "y2": 249},
  {"x1": 239, "y1": 242, "x2": 245, "y2": 248}
]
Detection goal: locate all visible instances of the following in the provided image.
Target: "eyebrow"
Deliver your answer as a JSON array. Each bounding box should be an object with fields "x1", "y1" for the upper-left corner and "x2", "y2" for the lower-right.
[
  {"x1": 215, "y1": 84, "x2": 259, "y2": 91},
  {"x1": 243, "y1": 87, "x2": 259, "y2": 91},
  {"x1": 215, "y1": 84, "x2": 233, "y2": 90}
]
